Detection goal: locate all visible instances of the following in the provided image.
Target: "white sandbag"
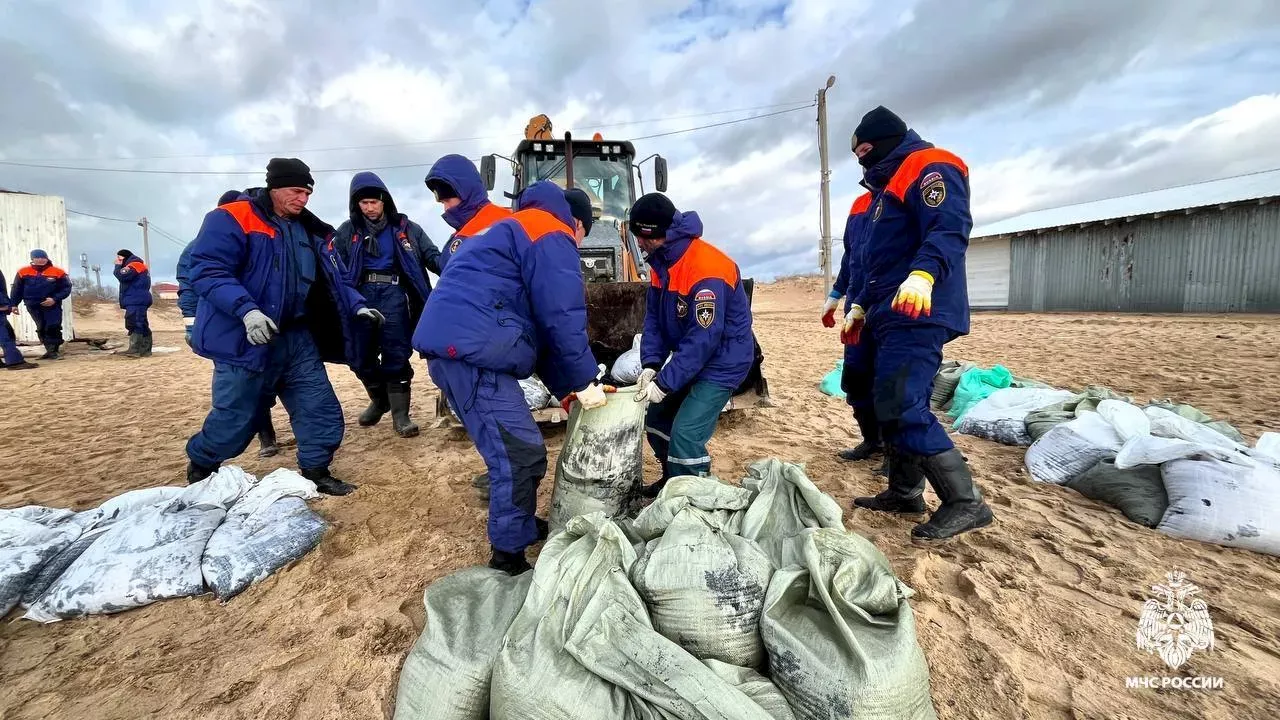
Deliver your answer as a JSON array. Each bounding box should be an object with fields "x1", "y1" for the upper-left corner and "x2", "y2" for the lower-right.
[
  {"x1": 24, "y1": 467, "x2": 252, "y2": 622},
  {"x1": 1145, "y1": 406, "x2": 1241, "y2": 451},
  {"x1": 703, "y1": 659, "x2": 798, "y2": 720},
  {"x1": 630, "y1": 475, "x2": 754, "y2": 541},
  {"x1": 490, "y1": 513, "x2": 644, "y2": 719},
  {"x1": 954, "y1": 387, "x2": 1075, "y2": 446},
  {"x1": 611, "y1": 333, "x2": 643, "y2": 385},
  {"x1": 201, "y1": 470, "x2": 325, "y2": 601},
  {"x1": 519, "y1": 375, "x2": 551, "y2": 410},
  {"x1": 394, "y1": 567, "x2": 535, "y2": 720},
  {"x1": 548, "y1": 387, "x2": 646, "y2": 533},
  {"x1": 739, "y1": 459, "x2": 844, "y2": 568},
  {"x1": 1256, "y1": 432, "x2": 1280, "y2": 461},
  {"x1": 1025, "y1": 412, "x2": 1123, "y2": 485},
  {"x1": 0, "y1": 507, "x2": 83, "y2": 617},
  {"x1": 1114, "y1": 404, "x2": 1257, "y2": 469},
  {"x1": 631, "y1": 506, "x2": 773, "y2": 668},
  {"x1": 1095, "y1": 399, "x2": 1151, "y2": 442},
  {"x1": 761, "y1": 528, "x2": 936, "y2": 720},
  {"x1": 1157, "y1": 458, "x2": 1280, "y2": 556}
]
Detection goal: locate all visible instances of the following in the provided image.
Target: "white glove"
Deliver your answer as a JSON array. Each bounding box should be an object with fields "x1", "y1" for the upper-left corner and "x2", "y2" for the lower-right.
[
  {"x1": 637, "y1": 379, "x2": 667, "y2": 404},
  {"x1": 635, "y1": 368, "x2": 657, "y2": 393},
  {"x1": 183, "y1": 316, "x2": 195, "y2": 328},
  {"x1": 356, "y1": 307, "x2": 386, "y2": 325},
  {"x1": 242, "y1": 309, "x2": 278, "y2": 345},
  {"x1": 576, "y1": 382, "x2": 608, "y2": 409}
]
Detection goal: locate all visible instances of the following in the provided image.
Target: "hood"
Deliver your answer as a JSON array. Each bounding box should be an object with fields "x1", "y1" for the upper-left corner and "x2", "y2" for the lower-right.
[
  {"x1": 513, "y1": 180, "x2": 575, "y2": 229},
  {"x1": 348, "y1": 171, "x2": 399, "y2": 219},
  {"x1": 646, "y1": 210, "x2": 705, "y2": 269},
  {"x1": 862, "y1": 129, "x2": 931, "y2": 190},
  {"x1": 426, "y1": 154, "x2": 489, "y2": 230}
]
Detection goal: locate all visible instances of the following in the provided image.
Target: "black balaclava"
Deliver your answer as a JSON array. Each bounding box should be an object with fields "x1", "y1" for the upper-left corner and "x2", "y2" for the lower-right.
[{"x1": 852, "y1": 105, "x2": 908, "y2": 168}]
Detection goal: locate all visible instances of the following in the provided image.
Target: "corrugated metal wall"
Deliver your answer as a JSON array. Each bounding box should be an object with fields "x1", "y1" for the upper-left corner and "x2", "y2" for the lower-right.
[
  {"x1": 1008, "y1": 201, "x2": 1280, "y2": 312},
  {"x1": 0, "y1": 193, "x2": 76, "y2": 342}
]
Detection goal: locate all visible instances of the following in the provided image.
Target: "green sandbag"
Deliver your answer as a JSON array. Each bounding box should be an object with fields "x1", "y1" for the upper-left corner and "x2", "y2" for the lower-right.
[
  {"x1": 930, "y1": 360, "x2": 974, "y2": 410},
  {"x1": 1065, "y1": 458, "x2": 1168, "y2": 528},
  {"x1": 947, "y1": 365, "x2": 1013, "y2": 421},
  {"x1": 820, "y1": 361, "x2": 845, "y2": 398},
  {"x1": 1147, "y1": 402, "x2": 1246, "y2": 443},
  {"x1": 1025, "y1": 386, "x2": 1131, "y2": 441}
]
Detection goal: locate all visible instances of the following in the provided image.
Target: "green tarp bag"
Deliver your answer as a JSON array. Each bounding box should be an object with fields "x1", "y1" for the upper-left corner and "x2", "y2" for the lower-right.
[
  {"x1": 819, "y1": 360, "x2": 845, "y2": 398},
  {"x1": 947, "y1": 365, "x2": 1013, "y2": 421}
]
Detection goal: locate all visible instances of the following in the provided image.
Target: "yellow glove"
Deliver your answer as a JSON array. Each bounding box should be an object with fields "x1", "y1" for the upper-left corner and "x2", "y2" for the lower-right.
[{"x1": 891, "y1": 270, "x2": 934, "y2": 319}]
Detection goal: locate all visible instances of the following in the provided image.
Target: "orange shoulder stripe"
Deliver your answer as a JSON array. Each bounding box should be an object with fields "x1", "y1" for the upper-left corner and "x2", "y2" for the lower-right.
[
  {"x1": 849, "y1": 192, "x2": 873, "y2": 216},
  {"x1": 512, "y1": 208, "x2": 575, "y2": 244},
  {"x1": 16, "y1": 266, "x2": 37, "y2": 277},
  {"x1": 458, "y1": 203, "x2": 512, "y2": 238},
  {"x1": 220, "y1": 200, "x2": 277, "y2": 239},
  {"x1": 126, "y1": 260, "x2": 149, "y2": 274},
  {"x1": 666, "y1": 238, "x2": 740, "y2": 295},
  {"x1": 886, "y1": 148, "x2": 968, "y2": 202},
  {"x1": 44, "y1": 266, "x2": 67, "y2": 279}
]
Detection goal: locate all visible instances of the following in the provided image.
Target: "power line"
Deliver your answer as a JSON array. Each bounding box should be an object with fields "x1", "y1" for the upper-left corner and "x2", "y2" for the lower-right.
[
  {"x1": 66, "y1": 208, "x2": 134, "y2": 223},
  {"x1": 6, "y1": 100, "x2": 814, "y2": 163},
  {"x1": 628, "y1": 102, "x2": 815, "y2": 141},
  {"x1": 147, "y1": 224, "x2": 188, "y2": 249}
]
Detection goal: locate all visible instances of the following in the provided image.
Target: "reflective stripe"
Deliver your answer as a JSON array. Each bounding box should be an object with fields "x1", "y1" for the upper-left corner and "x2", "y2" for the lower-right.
[
  {"x1": 645, "y1": 426, "x2": 671, "y2": 441},
  {"x1": 668, "y1": 454, "x2": 711, "y2": 466}
]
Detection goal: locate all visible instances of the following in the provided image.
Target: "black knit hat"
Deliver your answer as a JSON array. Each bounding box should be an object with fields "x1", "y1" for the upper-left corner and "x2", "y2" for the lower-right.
[
  {"x1": 563, "y1": 188, "x2": 594, "y2": 236},
  {"x1": 425, "y1": 178, "x2": 458, "y2": 200},
  {"x1": 117, "y1": 248, "x2": 133, "y2": 259},
  {"x1": 265, "y1": 157, "x2": 314, "y2": 191},
  {"x1": 352, "y1": 185, "x2": 385, "y2": 204},
  {"x1": 628, "y1": 193, "x2": 677, "y2": 239}
]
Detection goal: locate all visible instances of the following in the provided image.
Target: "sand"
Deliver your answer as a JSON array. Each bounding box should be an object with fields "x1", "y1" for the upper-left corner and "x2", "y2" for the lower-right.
[{"x1": 2, "y1": 283, "x2": 1279, "y2": 719}]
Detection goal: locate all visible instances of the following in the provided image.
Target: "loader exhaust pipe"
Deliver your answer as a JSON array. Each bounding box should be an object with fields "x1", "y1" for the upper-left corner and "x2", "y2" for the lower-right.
[{"x1": 564, "y1": 131, "x2": 574, "y2": 189}]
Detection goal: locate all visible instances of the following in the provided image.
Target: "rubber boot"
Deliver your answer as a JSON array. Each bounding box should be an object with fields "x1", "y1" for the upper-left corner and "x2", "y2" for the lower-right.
[
  {"x1": 6, "y1": 361, "x2": 39, "y2": 370},
  {"x1": 838, "y1": 407, "x2": 883, "y2": 461},
  {"x1": 911, "y1": 448, "x2": 995, "y2": 540},
  {"x1": 40, "y1": 344, "x2": 59, "y2": 360},
  {"x1": 257, "y1": 425, "x2": 279, "y2": 458},
  {"x1": 302, "y1": 466, "x2": 357, "y2": 496},
  {"x1": 639, "y1": 477, "x2": 669, "y2": 499},
  {"x1": 121, "y1": 333, "x2": 142, "y2": 357},
  {"x1": 488, "y1": 547, "x2": 532, "y2": 575},
  {"x1": 138, "y1": 334, "x2": 153, "y2": 357},
  {"x1": 535, "y1": 517, "x2": 549, "y2": 543},
  {"x1": 853, "y1": 448, "x2": 927, "y2": 514},
  {"x1": 387, "y1": 380, "x2": 419, "y2": 438},
  {"x1": 186, "y1": 461, "x2": 218, "y2": 485},
  {"x1": 358, "y1": 381, "x2": 389, "y2": 427}
]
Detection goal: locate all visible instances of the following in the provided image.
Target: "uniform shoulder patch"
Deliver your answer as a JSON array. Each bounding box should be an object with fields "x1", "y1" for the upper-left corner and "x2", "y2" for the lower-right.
[
  {"x1": 675, "y1": 296, "x2": 688, "y2": 318},
  {"x1": 694, "y1": 288, "x2": 716, "y2": 302},
  {"x1": 695, "y1": 301, "x2": 716, "y2": 328},
  {"x1": 919, "y1": 171, "x2": 943, "y2": 188},
  {"x1": 872, "y1": 199, "x2": 883, "y2": 221},
  {"x1": 449, "y1": 237, "x2": 462, "y2": 254},
  {"x1": 922, "y1": 180, "x2": 946, "y2": 208}
]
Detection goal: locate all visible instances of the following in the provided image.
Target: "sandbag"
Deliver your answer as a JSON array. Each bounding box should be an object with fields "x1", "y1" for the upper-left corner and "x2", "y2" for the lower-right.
[
  {"x1": 820, "y1": 360, "x2": 845, "y2": 398},
  {"x1": 611, "y1": 334, "x2": 643, "y2": 385},
  {"x1": 630, "y1": 475, "x2": 753, "y2": 540},
  {"x1": 930, "y1": 360, "x2": 974, "y2": 410},
  {"x1": 1147, "y1": 401, "x2": 1246, "y2": 443},
  {"x1": 703, "y1": 660, "x2": 797, "y2": 720},
  {"x1": 1025, "y1": 386, "x2": 1130, "y2": 441},
  {"x1": 1065, "y1": 458, "x2": 1168, "y2": 527},
  {"x1": 1114, "y1": 405, "x2": 1255, "y2": 469},
  {"x1": 631, "y1": 505, "x2": 773, "y2": 668},
  {"x1": 760, "y1": 528, "x2": 936, "y2": 720},
  {"x1": 954, "y1": 387, "x2": 1075, "y2": 446},
  {"x1": 548, "y1": 386, "x2": 645, "y2": 533},
  {"x1": 0, "y1": 507, "x2": 82, "y2": 617},
  {"x1": 947, "y1": 365, "x2": 1013, "y2": 421},
  {"x1": 739, "y1": 459, "x2": 844, "y2": 568},
  {"x1": 201, "y1": 469, "x2": 325, "y2": 601},
  {"x1": 1158, "y1": 458, "x2": 1280, "y2": 556},
  {"x1": 25, "y1": 467, "x2": 252, "y2": 622},
  {"x1": 394, "y1": 567, "x2": 535, "y2": 720},
  {"x1": 519, "y1": 375, "x2": 552, "y2": 410},
  {"x1": 1025, "y1": 412, "x2": 1123, "y2": 485}
]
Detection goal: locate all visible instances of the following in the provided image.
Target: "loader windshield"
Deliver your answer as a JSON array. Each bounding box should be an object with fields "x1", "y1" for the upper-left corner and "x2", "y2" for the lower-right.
[{"x1": 525, "y1": 155, "x2": 634, "y2": 222}]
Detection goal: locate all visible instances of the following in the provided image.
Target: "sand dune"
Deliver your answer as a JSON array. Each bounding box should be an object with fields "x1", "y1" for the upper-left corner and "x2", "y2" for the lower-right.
[{"x1": 2, "y1": 281, "x2": 1278, "y2": 719}]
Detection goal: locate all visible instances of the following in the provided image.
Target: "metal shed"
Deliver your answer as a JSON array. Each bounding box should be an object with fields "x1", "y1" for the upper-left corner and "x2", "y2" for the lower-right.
[
  {"x1": 972, "y1": 169, "x2": 1280, "y2": 313},
  {"x1": 1, "y1": 190, "x2": 76, "y2": 342}
]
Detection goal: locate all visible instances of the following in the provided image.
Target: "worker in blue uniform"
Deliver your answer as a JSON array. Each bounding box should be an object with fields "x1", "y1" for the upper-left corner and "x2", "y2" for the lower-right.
[
  {"x1": 413, "y1": 180, "x2": 608, "y2": 575},
  {"x1": 10, "y1": 249, "x2": 72, "y2": 359},
  {"x1": 424, "y1": 154, "x2": 512, "y2": 270},
  {"x1": 630, "y1": 193, "x2": 755, "y2": 498},
  {"x1": 334, "y1": 171, "x2": 441, "y2": 439},
  {"x1": 185, "y1": 158, "x2": 385, "y2": 496},
  {"x1": 114, "y1": 248, "x2": 153, "y2": 357},
  {"x1": 177, "y1": 189, "x2": 279, "y2": 458},
  {"x1": 844, "y1": 106, "x2": 994, "y2": 540},
  {"x1": 823, "y1": 192, "x2": 884, "y2": 467},
  {"x1": 1, "y1": 268, "x2": 39, "y2": 370}
]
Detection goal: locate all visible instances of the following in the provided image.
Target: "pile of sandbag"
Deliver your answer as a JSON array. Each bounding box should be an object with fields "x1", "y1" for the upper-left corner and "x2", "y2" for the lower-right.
[
  {"x1": 954, "y1": 387, "x2": 1077, "y2": 446},
  {"x1": 1, "y1": 467, "x2": 327, "y2": 623},
  {"x1": 611, "y1": 333, "x2": 644, "y2": 385},
  {"x1": 393, "y1": 459, "x2": 937, "y2": 720}
]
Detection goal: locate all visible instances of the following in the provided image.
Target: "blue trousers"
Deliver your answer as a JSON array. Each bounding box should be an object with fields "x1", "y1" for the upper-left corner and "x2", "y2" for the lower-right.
[
  {"x1": 26, "y1": 304, "x2": 63, "y2": 349},
  {"x1": 186, "y1": 329, "x2": 344, "y2": 469},
  {"x1": 1, "y1": 317, "x2": 23, "y2": 366},
  {"x1": 356, "y1": 282, "x2": 413, "y2": 384},
  {"x1": 869, "y1": 324, "x2": 955, "y2": 456},
  {"x1": 842, "y1": 332, "x2": 880, "y2": 445},
  {"x1": 428, "y1": 358, "x2": 544, "y2": 553},
  {"x1": 124, "y1": 305, "x2": 151, "y2": 336},
  {"x1": 645, "y1": 380, "x2": 732, "y2": 479}
]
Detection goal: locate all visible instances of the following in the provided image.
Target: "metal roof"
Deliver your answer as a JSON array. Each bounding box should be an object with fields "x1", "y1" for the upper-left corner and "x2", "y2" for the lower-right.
[{"x1": 973, "y1": 168, "x2": 1280, "y2": 238}]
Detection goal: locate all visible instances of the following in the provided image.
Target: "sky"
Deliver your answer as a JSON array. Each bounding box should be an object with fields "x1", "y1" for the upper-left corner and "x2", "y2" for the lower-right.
[{"x1": 2, "y1": 0, "x2": 1280, "y2": 283}]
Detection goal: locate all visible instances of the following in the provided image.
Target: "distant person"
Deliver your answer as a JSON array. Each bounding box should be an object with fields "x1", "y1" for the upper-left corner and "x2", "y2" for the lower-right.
[
  {"x1": 413, "y1": 181, "x2": 608, "y2": 575},
  {"x1": 10, "y1": 249, "x2": 71, "y2": 359},
  {"x1": 334, "y1": 171, "x2": 441, "y2": 439},
  {"x1": 0, "y1": 268, "x2": 38, "y2": 370},
  {"x1": 628, "y1": 193, "x2": 755, "y2": 498},
  {"x1": 185, "y1": 158, "x2": 384, "y2": 496},
  {"x1": 424, "y1": 154, "x2": 511, "y2": 270},
  {"x1": 176, "y1": 189, "x2": 279, "y2": 458},
  {"x1": 113, "y1": 248, "x2": 153, "y2": 358},
  {"x1": 844, "y1": 105, "x2": 994, "y2": 540}
]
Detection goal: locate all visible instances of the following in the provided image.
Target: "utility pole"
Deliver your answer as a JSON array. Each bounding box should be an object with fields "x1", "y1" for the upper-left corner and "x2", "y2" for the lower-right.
[
  {"x1": 92, "y1": 264, "x2": 102, "y2": 289},
  {"x1": 817, "y1": 75, "x2": 836, "y2": 295},
  {"x1": 80, "y1": 252, "x2": 89, "y2": 286},
  {"x1": 137, "y1": 216, "x2": 150, "y2": 268}
]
